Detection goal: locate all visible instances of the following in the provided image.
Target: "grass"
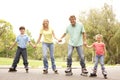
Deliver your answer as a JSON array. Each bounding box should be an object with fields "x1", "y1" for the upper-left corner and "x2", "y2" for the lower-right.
[
  {"x1": 0, "y1": 57, "x2": 114, "y2": 68},
  {"x1": 0, "y1": 57, "x2": 42, "y2": 68}
]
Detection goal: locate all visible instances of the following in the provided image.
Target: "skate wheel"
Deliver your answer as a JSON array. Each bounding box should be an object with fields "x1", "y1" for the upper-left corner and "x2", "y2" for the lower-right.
[
  {"x1": 8, "y1": 69, "x2": 17, "y2": 72},
  {"x1": 43, "y1": 71, "x2": 48, "y2": 74},
  {"x1": 104, "y1": 76, "x2": 107, "y2": 79},
  {"x1": 54, "y1": 72, "x2": 58, "y2": 74},
  {"x1": 65, "y1": 72, "x2": 73, "y2": 76},
  {"x1": 26, "y1": 70, "x2": 28, "y2": 73},
  {"x1": 89, "y1": 74, "x2": 97, "y2": 77},
  {"x1": 81, "y1": 73, "x2": 88, "y2": 76}
]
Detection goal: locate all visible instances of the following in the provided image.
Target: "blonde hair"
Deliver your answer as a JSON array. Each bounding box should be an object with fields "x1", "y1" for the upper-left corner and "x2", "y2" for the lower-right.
[
  {"x1": 42, "y1": 19, "x2": 49, "y2": 29},
  {"x1": 95, "y1": 34, "x2": 103, "y2": 40}
]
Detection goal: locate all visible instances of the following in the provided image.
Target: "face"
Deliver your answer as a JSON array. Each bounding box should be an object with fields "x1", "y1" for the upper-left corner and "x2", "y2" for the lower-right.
[
  {"x1": 96, "y1": 36, "x2": 102, "y2": 41},
  {"x1": 20, "y1": 29, "x2": 25, "y2": 34},
  {"x1": 43, "y1": 19, "x2": 49, "y2": 27},
  {"x1": 69, "y1": 17, "x2": 76, "y2": 26}
]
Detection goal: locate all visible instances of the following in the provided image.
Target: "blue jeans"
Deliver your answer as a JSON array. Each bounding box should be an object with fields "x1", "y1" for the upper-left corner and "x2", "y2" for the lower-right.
[
  {"x1": 12, "y1": 47, "x2": 28, "y2": 69},
  {"x1": 42, "y1": 42, "x2": 56, "y2": 70},
  {"x1": 67, "y1": 45, "x2": 86, "y2": 68},
  {"x1": 94, "y1": 55, "x2": 105, "y2": 71}
]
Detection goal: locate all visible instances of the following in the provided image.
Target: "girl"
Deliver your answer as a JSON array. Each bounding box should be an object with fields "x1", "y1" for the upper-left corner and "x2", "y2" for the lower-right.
[{"x1": 86, "y1": 34, "x2": 107, "y2": 79}]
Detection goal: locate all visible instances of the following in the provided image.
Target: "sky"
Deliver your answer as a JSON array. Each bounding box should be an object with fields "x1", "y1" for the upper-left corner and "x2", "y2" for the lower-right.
[{"x1": 0, "y1": 0, "x2": 120, "y2": 41}]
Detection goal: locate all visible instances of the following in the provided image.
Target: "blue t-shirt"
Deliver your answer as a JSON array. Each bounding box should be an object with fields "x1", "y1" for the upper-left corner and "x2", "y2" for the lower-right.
[
  {"x1": 66, "y1": 23, "x2": 85, "y2": 46},
  {"x1": 15, "y1": 34, "x2": 30, "y2": 48}
]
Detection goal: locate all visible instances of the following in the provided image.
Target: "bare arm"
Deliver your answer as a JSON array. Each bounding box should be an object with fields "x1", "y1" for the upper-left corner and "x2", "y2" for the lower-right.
[
  {"x1": 60, "y1": 33, "x2": 66, "y2": 39},
  {"x1": 9, "y1": 42, "x2": 17, "y2": 50},
  {"x1": 86, "y1": 44, "x2": 93, "y2": 48},
  {"x1": 83, "y1": 32, "x2": 87, "y2": 45},
  {"x1": 29, "y1": 41, "x2": 36, "y2": 48},
  {"x1": 52, "y1": 31, "x2": 58, "y2": 40},
  {"x1": 104, "y1": 45, "x2": 106, "y2": 56},
  {"x1": 58, "y1": 33, "x2": 66, "y2": 42},
  {"x1": 36, "y1": 34, "x2": 42, "y2": 45}
]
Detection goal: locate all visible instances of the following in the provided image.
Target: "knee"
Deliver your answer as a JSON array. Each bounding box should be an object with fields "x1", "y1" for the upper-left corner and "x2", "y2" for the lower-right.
[
  {"x1": 81, "y1": 56, "x2": 85, "y2": 61},
  {"x1": 100, "y1": 63, "x2": 104, "y2": 66},
  {"x1": 67, "y1": 57, "x2": 72, "y2": 60},
  {"x1": 67, "y1": 58, "x2": 72, "y2": 62},
  {"x1": 68, "y1": 54, "x2": 72, "y2": 59},
  {"x1": 43, "y1": 55, "x2": 47, "y2": 60},
  {"x1": 100, "y1": 61, "x2": 104, "y2": 66},
  {"x1": 50, "y1": 56, "x2": 55, "y2": 60}
]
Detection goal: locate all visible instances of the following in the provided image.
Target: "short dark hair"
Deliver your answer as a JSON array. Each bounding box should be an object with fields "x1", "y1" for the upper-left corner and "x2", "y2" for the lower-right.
[
  {"x1": 69, "y1": 15, "x2": 76, "y2": 20},
  {"x1": 19, "y1": 26, "x2": 25, "y2": 30}
]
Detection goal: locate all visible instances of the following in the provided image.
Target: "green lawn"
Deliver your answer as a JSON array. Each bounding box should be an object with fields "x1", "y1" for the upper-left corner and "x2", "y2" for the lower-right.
[
  {"x1": 0, "y1": 57, "x2": 111, "y2": 68},
  {"x1": 0, "y1": 57, "x2": 70, "y2": 68}
]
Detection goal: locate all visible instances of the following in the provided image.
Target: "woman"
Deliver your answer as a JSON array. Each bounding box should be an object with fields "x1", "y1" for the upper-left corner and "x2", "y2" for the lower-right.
[{"x1": 36, "y1": 19, "x2": 58, "y2": 74}]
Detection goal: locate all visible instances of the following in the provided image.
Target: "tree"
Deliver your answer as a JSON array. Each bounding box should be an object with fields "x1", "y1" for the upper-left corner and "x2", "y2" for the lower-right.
[
  {"x1": 0, "y1": 19, "x2": 16, "y2": 57},
  {"x1": 79, "y1": 3, "x2": 120, "y2": 64}
]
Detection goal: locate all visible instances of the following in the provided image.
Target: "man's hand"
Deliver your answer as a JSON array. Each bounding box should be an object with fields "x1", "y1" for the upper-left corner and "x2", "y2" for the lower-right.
[
  {"x1": 83, "y1": 41, "x2": 87, "y2": 47},
  {"x1": 58, "y1": 39, "x2": 62, "y2": 42}
]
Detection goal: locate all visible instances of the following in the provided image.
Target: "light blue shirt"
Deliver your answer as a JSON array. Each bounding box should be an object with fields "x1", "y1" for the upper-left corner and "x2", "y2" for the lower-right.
[
  {"x1": 66, "y1": 23, "x2": 85, "y2": 46},
  {"x1": 15, "y1": 34, "x2": 30, "y2": 48}
]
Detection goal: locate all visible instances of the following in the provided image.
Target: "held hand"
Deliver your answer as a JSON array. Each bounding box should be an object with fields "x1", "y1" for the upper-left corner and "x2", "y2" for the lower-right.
[
  {"x1": 9, "y1": 47, "x2": 12, "y2": 50},
  {"x1": 83, "y1": 41, "x2": 87, "y2": 47},
  {"x1": 33, "y1": 45, "x2": 37, "y2": 48},
  {"x1": 58, "y1": 39, "x2": 62, "y2": 42}
]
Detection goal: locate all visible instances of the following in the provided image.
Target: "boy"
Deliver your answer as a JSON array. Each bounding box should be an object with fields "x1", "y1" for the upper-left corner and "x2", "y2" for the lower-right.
[
  {"x1": 9, "y1": 26, "x2": 35, "y2": 73},
  {"x1": 86, "y1": 34, "x2": 107, "y2": 79}
]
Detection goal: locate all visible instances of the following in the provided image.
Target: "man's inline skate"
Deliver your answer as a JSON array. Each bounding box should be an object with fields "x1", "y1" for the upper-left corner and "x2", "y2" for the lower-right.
[
  {"x1": 81, "y1": 68, "x2": 88, "y2": 76},
  {"x1": 65, "y1": 67, "x2": 73, "y2": 76}
]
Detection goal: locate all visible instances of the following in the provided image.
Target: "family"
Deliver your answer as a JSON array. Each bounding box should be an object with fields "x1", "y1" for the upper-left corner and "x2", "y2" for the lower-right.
[{"x1": 8, "y1": 15, "x2": 107, "y2": 78}]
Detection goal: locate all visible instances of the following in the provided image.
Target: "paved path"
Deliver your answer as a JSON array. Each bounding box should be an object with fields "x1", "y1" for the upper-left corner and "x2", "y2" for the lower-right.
[{"x1": 0, "y1": 66, "x2": 120, "y2": 80}]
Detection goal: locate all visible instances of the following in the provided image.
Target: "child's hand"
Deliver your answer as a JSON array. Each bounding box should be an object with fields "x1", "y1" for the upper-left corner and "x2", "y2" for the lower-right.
[
  {"x1": 33, "y1": 45, "x2": 36, "y2": 48},
  {"x1": 9, "y1": 47, "x2": 12, "y2": 50}
]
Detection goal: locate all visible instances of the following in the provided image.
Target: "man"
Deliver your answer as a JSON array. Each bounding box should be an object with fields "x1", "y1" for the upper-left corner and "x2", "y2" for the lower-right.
[{"x1": 59, "y1": 15, "x2": 88, "y2": 74}]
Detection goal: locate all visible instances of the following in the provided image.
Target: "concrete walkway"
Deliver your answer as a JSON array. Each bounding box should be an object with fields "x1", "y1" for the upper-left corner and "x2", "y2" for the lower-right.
[{"x1": 0, "y1": 66, "x2": 120, "y2": 80}]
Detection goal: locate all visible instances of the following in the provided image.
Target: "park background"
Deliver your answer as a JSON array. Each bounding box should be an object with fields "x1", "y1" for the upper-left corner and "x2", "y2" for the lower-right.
[{"x1": 0, "y1": 0, "x2": 120, "y2": 68}]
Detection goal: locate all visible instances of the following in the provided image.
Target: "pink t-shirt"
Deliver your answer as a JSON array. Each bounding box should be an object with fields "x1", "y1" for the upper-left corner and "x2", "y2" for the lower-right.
[{"x1": 93, "y1": 42, "x2": 105, "y2": 55}]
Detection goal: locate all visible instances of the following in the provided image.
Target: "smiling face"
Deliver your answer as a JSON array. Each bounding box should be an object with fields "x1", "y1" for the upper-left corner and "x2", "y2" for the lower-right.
[
  {"x1": 43, "y1": 19, "x2": 49, "y2": 27},
  {"x1": 69, "y1": 15, "x2": 76, "y2": 26},
  {"x1": 19, "y1": 26, "x2": 25, "y2": 35},
  {"x1": 20, "y1": 29, "x2": 25, "y2": 34},
  {"x1": 96, "y1": 34, "x2": 103, "y2": 42}
]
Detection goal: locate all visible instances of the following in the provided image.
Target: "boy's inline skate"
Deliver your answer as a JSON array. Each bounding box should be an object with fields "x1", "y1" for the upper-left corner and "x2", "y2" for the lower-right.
[
  {"x1": 25, "y1": 66, "x2": 29, "y2": 73},
  {"x1": 8, "y1": 67, "x2": 17, "y2": 72}
]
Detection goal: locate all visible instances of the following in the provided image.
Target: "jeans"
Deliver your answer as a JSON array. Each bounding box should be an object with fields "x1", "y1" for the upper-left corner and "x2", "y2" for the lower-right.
[
  {"x1": 12, "y1": 47, "x2": 28, "y2": 69},
  {"x1": 67, "y1": 45, "x2": 86, "y2": 68},
  {"x1": 94, "y1": 55, "x2": 105, "y2": 71},
  {"x1": 42, "y1": 42, "x2": 56, "y2": 70}
]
